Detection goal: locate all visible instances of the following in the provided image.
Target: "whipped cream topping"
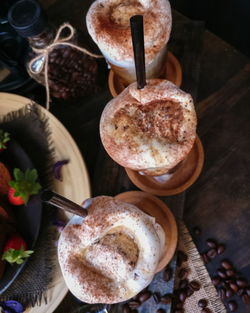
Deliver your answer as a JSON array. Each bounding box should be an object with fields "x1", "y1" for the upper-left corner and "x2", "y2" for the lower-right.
[
  {"x1": 86, "y1": 0, "x2": 172, "y2": 64},
  {"x1": 58, "y1": 196, "x2": 165, "y2": 304},
  {"x1": 100, "y1": 79, "x2": 197, "y2": 176}
]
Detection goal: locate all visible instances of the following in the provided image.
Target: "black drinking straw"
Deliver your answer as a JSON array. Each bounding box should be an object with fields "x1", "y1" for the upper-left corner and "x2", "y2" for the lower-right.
[
  {"x1": 130, "y1": 15, "x2": 146, "y2": 89},
  {"x1": 42, "y1": 189, "x2": 88, "y2": 217}
]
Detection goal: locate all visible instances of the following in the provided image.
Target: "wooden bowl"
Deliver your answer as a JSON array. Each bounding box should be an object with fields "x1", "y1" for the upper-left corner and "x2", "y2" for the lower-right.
[
  {"x1": 125, "y1": 136, "x2": 205, "y2": 196},
  {"x1": 108, "y1": 51, "x2": 182, "y2": 97},
  {"x1": 115, "y1": 191, "x2": 178, "y2": 272}
]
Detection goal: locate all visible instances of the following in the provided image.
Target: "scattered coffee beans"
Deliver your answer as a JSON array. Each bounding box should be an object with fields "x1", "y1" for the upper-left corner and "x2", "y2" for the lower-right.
[
  {"x1": 177, "y1": 250, "x2": 188, "y2": 267},
  {"x1": 206, "y1": 239, "x2": 217, "y2": 248},
  {"x1": 128, "y1": 300, "x2": 140, "y2": 309},
  {"x1": 217, "y1": 244, "x2": 226, "y2": 255},
  {"x1": 178, "y1": 268, "x2": 189, "y2": 280},
  {"x1": 198, "y1": 299, "x2": 208, "y2": 308},
  {"x1": 189, "y1": 280, "x2": 201, "y2": 291},
  {"x1": 138, "y1": 290, "x2": 152, "y2": 303},
  {"x1": 163, "y1": 266, "x2": 173, "y2": 282},
  {"x1": 228, "y1": 300, "x2": 238, "y2": 312},
  {"x1": 160, "y1": 294, "x2": 172, "y2": 304}
]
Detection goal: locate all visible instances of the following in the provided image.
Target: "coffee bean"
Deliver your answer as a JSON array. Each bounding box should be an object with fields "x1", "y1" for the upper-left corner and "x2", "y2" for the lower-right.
[
  {"x1": 201, "y1": 309, "x2": 211, "y2": 313},
  {"x1": 242, "y1": 293, "x2": 250, "y2": 304},
  {"x1": 178, "y1": 268, "x2": 189, "y2": 280},
  {"x1": 229, "y1": 282, "x2": 239, "y2": 293},
  {"x1": 163, "y1": 267, "x2": 173, "y2": 282},
  {"x1": 179, "y1": 279, "x2": 188, "y2": 289},
  {"x1": 160, "y1": 295, "x2": 172, "y2": 304},
  {"x1": 156, "y1": 309, "x2": 165, "y2": 313},
  {"x1": 236, "y1": 278, "x2": 247, "y2": 288},
  {"x1": 226, "y1": 270, "x2": 235, "y2": 277},
  {"x1": 228, "y1": 300, "x2": 237, "y2": 312},
  {"x1": 186, "y1": 287, "x2": 194, "y2": 297},
  {"x1": 217, "y1": 268, "x2": 227, "y2": 279},
  {"x1": 179, "y1": 291, "x2": 187, "y2": 303},
  {"x1": 153, "y1": 292, "x2": 161, "y2": 303},
  {"x1": 212, "y1": 276, "x2": 221, "y2": 286},
  {"x1": 122, "y1": 303, "x2": 131, "y2": 313},
  {"x1": 217, "y1": 244, "x2": 226, "y2": 255},
  {"x1": 198, "y1": 299, "x2": 208, "y2": 308},
  {"x1": 177, "y1": 250, "x2": 188, "y2": 267},
  {"x1": 128, "y1": 300, "x2": 140, "y2": 309},
  {"x1": 206, "y1": 239, "x2": 217, "y2": 248},
  {"x1": 218, "y1": 287, "x2": 226, "y2": 300},
  {"x1": 193, "y1": 226, "x2": 201, "y2": 235},
  {"x1": 207, "y1": 248, "x2": 217, "y2": 259},
  {"x1": 138, "y1": 290, "x2": 152, "y2": 303},
  {"x1": 226, "y1": 288, "x2": 234, "y2": 298},
  {"x1": 246, "y1": 287, "x2": 250, "y2": 297},
  {"x1": 189, "y1": 280, "x2": 201, "y2": 291},
  {"x1": 221, "y1": 260, "x2": 233, "y2": 270},
  {"x1": 202, "y1": 253, "x2": 210, "y2": 264}
]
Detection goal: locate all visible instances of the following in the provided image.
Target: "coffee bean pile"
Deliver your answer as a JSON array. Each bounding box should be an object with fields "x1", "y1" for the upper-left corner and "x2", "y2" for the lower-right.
[
  {"x1": 196, "y1": 233, "x2": 250, "y2": 312},
  {"x1": 171, "y1": 250, "x2": 210, "y2": 313},
  {"x1": 122, "y1": 265, "x2": 174, "y2": 313},
  {"x1": 201, "y1": 239, "x2": 225, "y2": 264},
  {"x1": 46, "y1": 46, "x2": 99, "y2": 99},
  {"x1": 122, "y1": 250, "x2": 210, "y2": 313}
]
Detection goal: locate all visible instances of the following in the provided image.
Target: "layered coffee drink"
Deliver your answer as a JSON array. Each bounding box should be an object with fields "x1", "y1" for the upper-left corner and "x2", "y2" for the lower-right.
[
  {"x1": 58, "y1": 196, "x2": 165, "y2": 304},
  {"x1": 100, "y1": 79, "x2": 197, "y2": 176},
  {"x1": 86, "y1": 0, "x2": 172, "y2": 84}
]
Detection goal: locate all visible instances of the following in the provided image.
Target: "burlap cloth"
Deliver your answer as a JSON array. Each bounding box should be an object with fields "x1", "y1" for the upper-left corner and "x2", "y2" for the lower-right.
[
  {"x1": 0, "y1": 103, "x2": 56, "y2": 307},
  {"x1": 175, "y1": 222, "x2": 227, "y2": 313}
]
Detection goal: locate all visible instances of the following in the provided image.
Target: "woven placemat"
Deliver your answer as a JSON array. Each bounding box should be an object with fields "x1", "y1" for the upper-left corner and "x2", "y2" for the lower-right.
[{"x1": 175, "y1": 222, "x2": 227, "y2": 313}]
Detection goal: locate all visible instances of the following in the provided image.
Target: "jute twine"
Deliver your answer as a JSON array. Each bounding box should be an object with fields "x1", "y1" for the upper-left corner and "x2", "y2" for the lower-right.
[{"x1": 28, "y1": 23, "x2": 103, "y2": 110}]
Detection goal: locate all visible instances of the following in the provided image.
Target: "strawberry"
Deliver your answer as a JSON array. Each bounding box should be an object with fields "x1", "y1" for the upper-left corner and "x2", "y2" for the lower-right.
[
  {"x1": 0, "y1": 129, "x2": 10, "y2": 151},
  {"x1": 0, "y1": 162, "x2": 11, "y2": 195},
  {"x1": 8, "y1": 168, "x2": 41, "y2": 205},
  {"x1": 2, "y1": 234, "x2": 33, "y2": 264},
  {"x1": 8, "y1": 188, "x2": 25, "y2": 206}
]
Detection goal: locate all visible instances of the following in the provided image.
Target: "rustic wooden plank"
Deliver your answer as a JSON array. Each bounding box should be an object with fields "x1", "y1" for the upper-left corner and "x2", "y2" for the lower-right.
[
  {"x1": 184, "y1": 77, "x2": 250, "y2": 313},
  {"x1": 197, "y1": 63, "x2": 250, "y2": 136}
]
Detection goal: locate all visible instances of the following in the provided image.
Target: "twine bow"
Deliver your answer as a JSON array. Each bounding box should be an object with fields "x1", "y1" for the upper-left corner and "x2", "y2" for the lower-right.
[{"x1": 29, "y1": 23, "x2": 103, "y2": 110}]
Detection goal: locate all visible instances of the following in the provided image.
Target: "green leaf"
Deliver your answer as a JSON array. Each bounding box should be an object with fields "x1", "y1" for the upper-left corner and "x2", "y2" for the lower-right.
[
  {"x1": 9, "y1": 168, "x2": 41, "y2": 204},
  {"x1": 2, "y1": 248, "x2": 34, "y2": 264}
]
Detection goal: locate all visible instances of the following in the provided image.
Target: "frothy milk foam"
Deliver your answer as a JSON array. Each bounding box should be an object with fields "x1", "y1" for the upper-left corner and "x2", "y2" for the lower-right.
[
  {"x1": 86, "y1": 0, "x2": 172, "y2": 84},
  {"x1": 58, "y1": 196, "x2": 165, "y2": 304}
]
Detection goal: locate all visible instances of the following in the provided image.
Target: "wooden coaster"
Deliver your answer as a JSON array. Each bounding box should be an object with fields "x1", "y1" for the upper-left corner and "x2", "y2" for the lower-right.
[
  {"x1": 125, "y1": 136, "x2": 205, "y2": 196},
  {"x1": 115, "y1": 191, "x2": 178, "y2": 272},
  {"x1": 108, "y1": 51, "x2": 182, "y2": 97}
]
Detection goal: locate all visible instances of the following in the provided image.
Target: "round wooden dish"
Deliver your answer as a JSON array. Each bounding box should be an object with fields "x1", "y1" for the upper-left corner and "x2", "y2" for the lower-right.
[
  {"x1": 115, "y1": 191, "x2": 178, "y2": 272},
  {"x1": 108, "y1": 51, "x2": 182, "y2": 97},
  {"x1": 125, "y1": 136, "x2": 204, "y2": 196}
]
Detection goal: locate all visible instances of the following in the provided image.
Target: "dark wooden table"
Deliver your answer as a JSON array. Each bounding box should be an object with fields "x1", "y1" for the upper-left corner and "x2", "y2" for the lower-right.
[{"x1": 25, "y1": 1, "x2": 250, "y2": 312}]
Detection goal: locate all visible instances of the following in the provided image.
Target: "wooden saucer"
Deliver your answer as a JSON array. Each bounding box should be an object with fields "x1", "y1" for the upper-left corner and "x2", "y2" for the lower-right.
[
  {"x1": 108, "y1": 51, "x2": 182, "y2": 97},
  {"x1": 115, "y1": 191, "x2": 178, "y2": 272},
  {"x1": 125, "y1": 136, "x2": 205, "y2": 196}
]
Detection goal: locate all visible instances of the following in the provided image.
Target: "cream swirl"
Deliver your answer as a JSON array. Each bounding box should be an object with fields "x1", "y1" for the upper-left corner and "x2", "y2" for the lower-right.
[
  {"x1": 58, "y1": 196, "x2": 165, "y2": 304},
  {"x1": 100, "y1": 79, "x2": 197, "y2": 176},
  {"x1": 86, "y1": 0, "x2": 172, "y2": 64}
]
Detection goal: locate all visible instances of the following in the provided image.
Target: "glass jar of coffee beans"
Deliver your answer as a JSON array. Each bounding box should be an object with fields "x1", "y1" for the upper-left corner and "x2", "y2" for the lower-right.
[{"x1": 8, "y1": 0, "x2": 99, "y2": 100}]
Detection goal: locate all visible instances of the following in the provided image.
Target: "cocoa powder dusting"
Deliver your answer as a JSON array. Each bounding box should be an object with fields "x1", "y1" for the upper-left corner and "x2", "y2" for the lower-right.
[{"x1": 113, "y1": 100, "x2": 184, "y2": 144}]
